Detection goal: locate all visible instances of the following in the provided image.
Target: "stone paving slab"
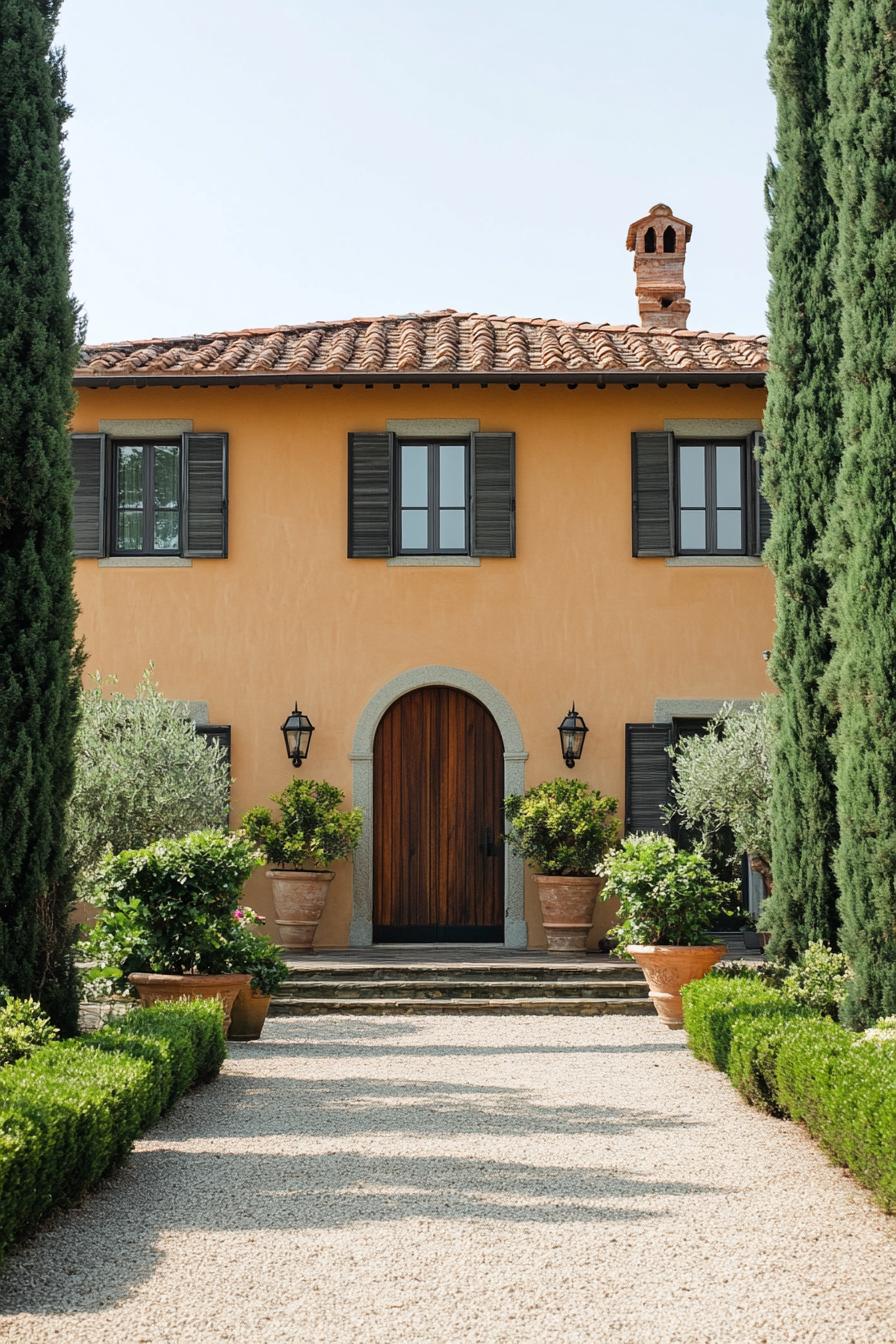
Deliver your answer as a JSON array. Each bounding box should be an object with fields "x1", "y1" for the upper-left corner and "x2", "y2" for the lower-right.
[{"x1": 1, "y1": 1016, "x2": 894, "y2": 1344}]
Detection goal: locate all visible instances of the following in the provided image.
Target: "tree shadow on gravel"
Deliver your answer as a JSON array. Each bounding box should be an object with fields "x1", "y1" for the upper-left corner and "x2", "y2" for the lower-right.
[{"x1": 0, "y1": 1147, "x2": 725, "y2": 1318}]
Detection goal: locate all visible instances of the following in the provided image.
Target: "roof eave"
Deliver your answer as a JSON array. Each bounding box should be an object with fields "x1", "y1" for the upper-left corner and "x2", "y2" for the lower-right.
[{"x1": 73, "y1": 369, "x2": 766, "y2": 389}]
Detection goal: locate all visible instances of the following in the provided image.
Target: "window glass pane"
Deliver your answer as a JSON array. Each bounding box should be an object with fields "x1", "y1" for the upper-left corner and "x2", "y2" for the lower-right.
[
  {"x1": 716, "y1": 509, "x2": 742, "y2": 550},
  {"x1": 154, "y1": 511, "x2": 179, "y2": 551},
  {"x1": 439, "y1": 443, "x2": 465, "y2": 507},
  {"x1": 439, "y1": 508, "x2": 465, "y2": 550},
  {"x1": 680, "y1": 510, "x2": 706, "y2": 551},
  {"x1": 679, "y1": 444, "x2": 705, "y2": 507},
  {"x1": 401, "y1": 509, "x2": 428, "y2": 549},
  {"x1": 401, "y1": 444, "x2": 428, "y2": 507},
  {"x1": 715, "y1": 444, "x2": 742, "y2": 508},
  {"x1": 117, "y1": 444, "x2": 143, "y2": 509},
  {"x1": 117, "y1": 510, "x2": 143, "y2": 551},
  {"x1": 154, "y1": 444, "x2": 180, "y2": 510}
]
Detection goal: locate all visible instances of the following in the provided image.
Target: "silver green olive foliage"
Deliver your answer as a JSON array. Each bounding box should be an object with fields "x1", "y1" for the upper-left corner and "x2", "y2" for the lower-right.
[
  {"x1": 503, "y1": 778, "x2": 618, "y2": 876},
  {"x1": 242, "y1": 779, "x2": 363, "y2": 870},
  {"x1": 597, "y1": 834, "x2": 736, "y2": 951},
  {"x1": 68, "y1": 668, "x2": 231, "y2": 896},
  {"x1": 668, "y1": 701, "x2": 773, "y2": 887}
]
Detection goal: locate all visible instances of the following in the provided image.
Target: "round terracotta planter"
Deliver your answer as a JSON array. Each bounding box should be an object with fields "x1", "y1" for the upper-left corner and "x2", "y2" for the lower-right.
[
  {"x1": 626, "y1": 944, "x2": 726, "y2": 1028},
  {"x1": 127, "y1": 972, "x2": 250, "y2": 1034},
  {"x1": 228, "y1": 985, "x2": 273, "y2": 1041},
  {"x1": 534, "y1": 874, "x2": 600, "y2": 953},
  {"x1": 267, "y1": 869, "x2": 334, "y2": 950}
]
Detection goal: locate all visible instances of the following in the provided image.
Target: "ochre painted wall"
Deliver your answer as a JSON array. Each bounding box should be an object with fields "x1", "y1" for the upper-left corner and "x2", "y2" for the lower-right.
[{"x1": 72, "y1": 382, "x2": 772, "y2": 946}]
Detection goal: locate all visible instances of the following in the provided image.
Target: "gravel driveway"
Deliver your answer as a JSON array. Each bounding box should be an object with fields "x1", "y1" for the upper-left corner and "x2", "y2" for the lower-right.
[{"x1": 1, "y1": 1015, "x2": 895, "y2": 1344}]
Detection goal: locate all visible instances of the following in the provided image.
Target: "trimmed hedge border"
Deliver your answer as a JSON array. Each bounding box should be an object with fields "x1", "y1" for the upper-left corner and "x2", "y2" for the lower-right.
[
  {"x1": 682, "y1": 975, "x2": 896, "y2": 1212},
  {"x1": 0, "y1": 998, "x2": 226, "y2": 1260}
]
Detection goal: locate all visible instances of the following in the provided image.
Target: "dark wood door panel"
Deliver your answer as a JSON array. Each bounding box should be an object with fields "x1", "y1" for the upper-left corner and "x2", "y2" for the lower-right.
[{"x1": 373, "y1": 686, "x2": 503, "y2": 941}]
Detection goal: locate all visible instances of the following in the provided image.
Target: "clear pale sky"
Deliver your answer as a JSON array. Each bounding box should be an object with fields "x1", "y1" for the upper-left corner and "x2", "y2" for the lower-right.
[{"x1": 58, "y1": 0, "x2": 775, "y2": 344}]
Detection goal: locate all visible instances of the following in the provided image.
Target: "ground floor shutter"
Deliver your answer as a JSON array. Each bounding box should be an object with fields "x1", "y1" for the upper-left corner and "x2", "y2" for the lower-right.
[
  {"x1": 195, "y1": 723, "x2": 232, "y2": 824},
  {"x1": 631, "y1": 431, "x2": 674, "y2": 556},
  {"x1": 624, "y1": 723, "x2": 673, "y2": 834}
]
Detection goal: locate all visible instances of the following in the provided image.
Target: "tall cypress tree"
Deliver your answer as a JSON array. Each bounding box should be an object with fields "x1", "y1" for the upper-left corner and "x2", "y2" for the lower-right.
[
  {"x1": 824, "y1": 0, "x2": 896, "y2": 1027},
  {"x1": 0, "y1": 0, "x2": 81, "y2": 1028},
  {"x1": 762, "y1": 0, "x2": 841, "y2": 960}
]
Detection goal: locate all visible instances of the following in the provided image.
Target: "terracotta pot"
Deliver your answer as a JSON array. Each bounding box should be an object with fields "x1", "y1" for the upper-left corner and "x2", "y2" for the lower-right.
[
  {"x1": 534, "y1": 874, "x2": 600, "y2": 953},
  {"x1": 626, "y1": 944, "x2": 726, "y2": 1028},
  {"x1": 127, "y1": 972, "x2": 250, "y2": 1034},
  {"x1": 267, "y1": 868, "x2": 334, "y2": 950},
  {"x1": 228, "y1": 985, "x2": 272, "y2": 1041}
]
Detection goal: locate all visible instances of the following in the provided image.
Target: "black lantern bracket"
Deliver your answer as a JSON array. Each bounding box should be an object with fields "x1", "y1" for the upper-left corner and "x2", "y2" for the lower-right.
[
  {"x1": 558, "y1": 703, "x2": 588, "y2": 769},
  {"x1": 281, "y1": 703, "x2": 315, "y2": 768}
]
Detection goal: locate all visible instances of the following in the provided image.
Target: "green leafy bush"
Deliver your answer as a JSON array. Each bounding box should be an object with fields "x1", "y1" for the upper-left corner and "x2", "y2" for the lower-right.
[
  {"x1": 223, "y1": 911, "x2": 288, "y2": 995},
  {"x1": 0, "y1": 995, "x2": 59, "y2": 1067},
  {"x1": 82, "y1": 831, "x2": 262, "y2": 988},
  {"x1": 242, "y1": 779, "x2": 362, "y2": 869},
  {"x1": 503, "y1": 778, "x2": 618, "y2": 876},
  {"x1": 781, "y1": 941, "x2": 851, "y2": 1018},
  {"x1": 0, "y1": 998, "x2": 225, "y2": 1260},
  {"x1": 69, "y1": 668, "x2": 231, "y2": 899},
  {"x1": 597, "y1": 834, "x2": 735, "y2": 952},
  {"x1": 682, "y1": 975, "x2": 896, "y2": 1211}
]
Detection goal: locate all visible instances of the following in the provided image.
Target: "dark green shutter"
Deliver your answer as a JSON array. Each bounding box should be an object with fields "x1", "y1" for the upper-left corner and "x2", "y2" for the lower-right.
[
  {"x1": 195, "y1": 723, "x2": 231, "y2": 823},
  {"x1": 625, "y1": 723, "x2": 673, "y2": 834},
  {"x1": 751, "y1": 430, "x2": 772, "y2": 556},
  {"x1": 183, "y1": 433, "x2": 228, "y2": 557},
  {"x1": 348, "y1": 432, "x2": 394, "y2": 557},
  {"x1": 631, "y1": 431, "x2": 674, "y2": 556},
  {"x1": 471, "y1": 431, "x2": 515, "y2": 557},
  {"x1": 70, "y1": 433, "x2": 106, "y2": 556}
]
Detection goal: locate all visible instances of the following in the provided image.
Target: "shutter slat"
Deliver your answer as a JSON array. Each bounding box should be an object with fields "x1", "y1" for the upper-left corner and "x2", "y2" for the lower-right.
[
  {"x1": 752, "y1": 430, "x2": 771, "y2": 556},
  {"x1": 348, "y1": 432, "x2": 393, "y2": 557},
  {"x1": 70, "y1": 433, "x2": 106, "y2": 556},
  {"x1": 183, "y1": 433, "x2": 228, "y2": 557},
  {"x1": 631, "y1": 431, "x2": 674, "y2": 556},
  {"x1": 625, "y1": 722, "x2": 673, "y2": 834},
  {"x1": 471, "y1": 431, "x2": 515, "y2": 557}
]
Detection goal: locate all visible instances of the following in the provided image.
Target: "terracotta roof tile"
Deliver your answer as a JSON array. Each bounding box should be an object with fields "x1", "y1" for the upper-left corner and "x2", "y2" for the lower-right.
[{"x1": 76, "y1": 310, "x2": 768, "y2": 382}]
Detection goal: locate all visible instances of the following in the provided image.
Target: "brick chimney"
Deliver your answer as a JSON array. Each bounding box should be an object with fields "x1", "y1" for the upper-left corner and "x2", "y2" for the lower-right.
[{"x1": 625, "y1": 203, "x2": 693, "y2": 330}]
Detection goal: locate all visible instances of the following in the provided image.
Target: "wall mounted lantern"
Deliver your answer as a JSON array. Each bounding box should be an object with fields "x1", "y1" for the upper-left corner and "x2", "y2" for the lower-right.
[
  {"x1": 558, "y1": 703, "x2": 588, "y2": 769},
  {"x1": 281, "y1": 703, "x2": 314, "y2": 768}
]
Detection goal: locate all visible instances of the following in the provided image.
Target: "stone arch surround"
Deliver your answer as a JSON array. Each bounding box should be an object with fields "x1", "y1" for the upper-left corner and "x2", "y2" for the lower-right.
[{"x1": 349, "y1": 665, "x2": 529, "y2": 948}]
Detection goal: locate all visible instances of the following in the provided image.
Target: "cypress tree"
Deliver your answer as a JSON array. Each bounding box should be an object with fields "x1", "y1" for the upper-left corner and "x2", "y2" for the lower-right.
[
  {"x1": 824, "y1": 0, "x2": 896, "y2": 1027},
  {"x1": 762, "y1": 0, "x2": 841, "y2": 959},
  {"x1": 0, "y1": 0, "x2": 81, "y2": 1028}
]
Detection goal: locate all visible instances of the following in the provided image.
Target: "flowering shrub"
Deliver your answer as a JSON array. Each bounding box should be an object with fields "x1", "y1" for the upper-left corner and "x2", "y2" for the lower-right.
[
  {"x1": 242, "y1": 779, "x2": 362, "y2": 870},
  {"x1": 503, "y1": 778, "x2": 618, "y2": 876},
  {"x1": 222, "y1": 908, "x2": 288, "y2": 995},
  {"x1": 597, "y1": 833, "x2": 735, "y2": 949}
]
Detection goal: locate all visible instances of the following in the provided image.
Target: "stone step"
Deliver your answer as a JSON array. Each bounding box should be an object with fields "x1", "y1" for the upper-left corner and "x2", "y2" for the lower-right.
[
  {"x1": 268, "y1": 996, "x2": 656, "y2": 1017},
  {"x1": 272, "y1": 977, "x2": 649, "y2": 1001},
  {"x1": 278, "y1": 963, "x2": 646, "y2": 983}
]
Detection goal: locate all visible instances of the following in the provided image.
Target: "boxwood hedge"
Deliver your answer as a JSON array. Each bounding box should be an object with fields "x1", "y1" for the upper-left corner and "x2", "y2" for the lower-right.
[
  {"x1": 682, "y1": 974, "x2": 896, "y2": 1212},
  {"x1": 0, "y1": 998, "x2": 225, "y2": 1260}
]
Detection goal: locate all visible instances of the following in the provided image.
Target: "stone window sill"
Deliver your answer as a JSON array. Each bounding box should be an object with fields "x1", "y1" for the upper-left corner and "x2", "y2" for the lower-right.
[
  {"x1": 387, "y1": 556, "x2": 481, "y2": 567},
  {"x1": 99, "y1": 557, "x2": 193, "y2": 568},
  {"x1": 666, "y1": 556, "x2": 764, "y2": 568}
]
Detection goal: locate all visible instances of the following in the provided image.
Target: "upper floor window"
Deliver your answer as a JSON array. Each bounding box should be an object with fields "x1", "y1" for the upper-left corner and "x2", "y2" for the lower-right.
[
  {"x1": 677, "y1": 440, "x2": 746, "y2": 554},
  {"x1": 399, "y1": 440, "x2": 468, "y2": 554},
  {"x1": 113, "y1": 440, "x2": 181, "y2": 555}
]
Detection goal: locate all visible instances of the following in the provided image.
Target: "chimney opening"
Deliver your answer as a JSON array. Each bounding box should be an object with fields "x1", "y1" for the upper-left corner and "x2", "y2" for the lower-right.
[
  {"x1": 644, "y1": 227, "x2": 656, "y2": 253},
  {"x1": 662, "y1": 225, "x2": 676, "y2": 253},
  {"x1": 660, "y1": 297, "x2": 672, "y2": 309}
]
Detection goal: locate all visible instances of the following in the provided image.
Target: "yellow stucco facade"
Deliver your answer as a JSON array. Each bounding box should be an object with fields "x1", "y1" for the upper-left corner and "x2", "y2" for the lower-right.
[{"x1": 72, "y1": 380, "x2": 772, "y2": 947}]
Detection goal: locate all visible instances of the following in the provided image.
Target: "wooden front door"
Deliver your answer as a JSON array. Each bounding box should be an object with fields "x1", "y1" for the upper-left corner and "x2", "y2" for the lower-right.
[{"x1": 373, "y1": 686, "x2": 504, "y2": 942}]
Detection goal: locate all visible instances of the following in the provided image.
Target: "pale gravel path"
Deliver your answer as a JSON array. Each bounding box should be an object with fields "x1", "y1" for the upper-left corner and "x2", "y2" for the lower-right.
[{"x1": 1, "y1": 1016, "x2": 895, "y2": 1344}]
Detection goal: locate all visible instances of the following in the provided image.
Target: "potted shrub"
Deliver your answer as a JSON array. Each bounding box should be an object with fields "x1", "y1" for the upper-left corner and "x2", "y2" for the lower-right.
[
  {"x1": 242, "y1": 779, "x2": 363, "y2": 950},
  {"x1": 597, "y1": 832, "x2": 735, "y2": 1027},
  {"x1": 82, "y1": 829, "x2": 262, "y2": 1032},
  {"x1": 225, "y1": 909, "x2": 289, "y2": 1041},
  {"x1": 504, "y1": 778, "x2": 618, "y2": 952}
]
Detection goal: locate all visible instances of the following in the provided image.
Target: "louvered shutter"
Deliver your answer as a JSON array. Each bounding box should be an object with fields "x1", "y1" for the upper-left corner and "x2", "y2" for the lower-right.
[
  {"x1": 70, "y1": 433, "x2": 106, "y2": 556},
  {"x1": 195, "y1": 723, "x2": 231, "y2": 822},
  {"x1": 183, "y1": 433, "x2": 228, "y2": 557},
  {"x1": 625, "y1": 723, "x2": 673, "y2": 834},
  {"x1": 631, "y1": 431, "x2": 674, "y2": 556},
  {"x1": 471, "y1": 431, "x2": 515, "y2": 557},
  {"x1": 751, "y1": 430, "x2": 772, "y2": 556},
  {"x1": 348, "y1": 432, "x2": 394, "y2": 557}
]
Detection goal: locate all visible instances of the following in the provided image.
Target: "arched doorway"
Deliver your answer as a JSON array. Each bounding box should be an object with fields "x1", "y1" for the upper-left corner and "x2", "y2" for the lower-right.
[{"x1": 373, "y1": 686, "x2": 504, "y2": 942}]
